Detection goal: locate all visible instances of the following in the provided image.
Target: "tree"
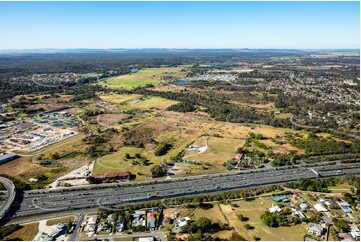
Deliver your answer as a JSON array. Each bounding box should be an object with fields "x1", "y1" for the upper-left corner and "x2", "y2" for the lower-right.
[
  {"x1": 66, "y1": 220, "x2": 73, "y2": 234},
  {"x1": 125, "y1": 153, "x2": 131, "y2": 159},
  {"x1": 150, "y1": 165, "x2": 167, "y2": 178}
]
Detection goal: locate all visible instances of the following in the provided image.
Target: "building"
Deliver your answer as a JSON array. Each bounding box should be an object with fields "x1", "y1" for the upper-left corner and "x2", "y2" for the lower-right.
[
  {"x1": 308, "y1": 223, "x2": 325, "y2": 237},
  {"x1": 116, "y1": 220, "x2": 124, "y2": 232},
  {"x1": 34, "y1": 232, "x2": 53, "y2": 241},
  {"x1": 85, "y1": 216, "x2": 98, "y2": 233},
  {"x1": 314, "y1": 203, "x2": 328, "y2": 212},
  {"x1": 300, "y1": 203, "x2": 309, "y2": 211},
  {"x1": 176, "y1": 217, "x2": 190, "y2": 228},
  {"x1": 147, "y1": 212, "x2": 156, "y2": 230},
  {"x1": 337, "y1": 201, "x2": 352, "y2": 213},
  {"x1": 92, "y1": 172, "x2": 130, "y2": 181},
  {"x1": 133, "y1": 210, "x2": 146, "y2": 227},
  {"x1": 235, "y1": 153, "x2": 243, "y2": 161},
  {"x1": 324, "y1": 199, "x2": 337, "y2": 208},
  {"x1": 272, "y1": 195, "x2": 290, "y2": 203},
  {"x1": 0, "y1": 153, "x2": 19, "y2": 165},
  {"x1": 139, "y1": 237, "x2": 154, "y2": 242},
  {"x1": 294, "y1": 210, "x2": 306, "y2": 219},
  {"x1": 269, "y1": 204, "x2": 282, "y2": 213}
]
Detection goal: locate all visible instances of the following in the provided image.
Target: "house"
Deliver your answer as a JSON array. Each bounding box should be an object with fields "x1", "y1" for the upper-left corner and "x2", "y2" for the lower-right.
[
  {"x1": 294, "y1": 210, "x2": 306, "y2": 219},
  {"x1": 97, "y1": 222, "x2": 111, "y2": 233},
  {"x1": 337, "y1": 201, "x2": 352, "y2": 213},
  {"x1": 300, "y1": 203, "x2": 309, "y2": 211},
  {"x1": 147, "y1": 212, "x2": 156, "y2": 230},
  {"x1": 339, "y1": 233, "x2": 355, "y2": 241},
  {"x1": 350, "y1": 231, "x2": 360, "y2": 240},
  {"x1": 308, "y1": 223, "x2": 325, "y2": 236},
  {"x1": 324, "y1": 199, "x2": 337, "y2": 208},
  {"x1": 85, "y1": 216, "x2": 98, "y2": 233},
  {"x1": 314, "y1": 203, "x2": 328, "y2": 212},
  {"x1": 133, "y1": 211, "x2": 146, "y2": 227},
  {"x1": 269, "y1": 204, "x2": 282, "y2": 213},
  {"x1": 115, "y1": 220, "x2": 124, "y2": 232},
  {"x1": 176, "y1": 217, "x2": 190, "y2": 228},
  {"x1": 235, "y1": 153, "x2": 243, "y2": 161},
  {"x1": 107, "y1": 214, "x2": 115, "y2": 223},
  {"x1": 321, "y1": 216, "x2": 332, "y2": 224}
]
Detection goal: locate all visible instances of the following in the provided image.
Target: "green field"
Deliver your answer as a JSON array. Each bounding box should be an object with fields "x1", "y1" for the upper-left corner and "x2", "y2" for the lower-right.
[
  {"x1": 224, "y1": 198, "x2": 307, "y2": 241},
  {"x1": 99, "y1": 78, "x2": 162, "y2": 90}
]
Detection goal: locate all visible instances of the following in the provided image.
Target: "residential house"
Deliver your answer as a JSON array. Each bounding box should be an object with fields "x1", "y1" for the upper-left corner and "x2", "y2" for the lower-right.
[
  {"x1": 176, "y1": 217, "x2": 190, "y2": 229},
  {"x1": 147, "y1": 212, "x2": 156, "y2": 230},
  {"x1": 314, "y1": 203, "x2": 328, "y2": 212},
  {"x1": 116, "y1": 220, "x2": 124, "y2": 233},
  {"x1": 269, "y1": 204, "x2": 282, "y2": 213},
  {"x1": 308, "y1": 223, "x2": 325, "y2": 237},
  {"x1": 337, "y1": 201, "x2": 352, "y2": 213}
]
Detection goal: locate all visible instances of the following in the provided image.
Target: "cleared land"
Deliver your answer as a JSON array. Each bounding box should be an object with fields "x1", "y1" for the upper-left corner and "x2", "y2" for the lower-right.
[
  {"x1": 96, "y1": 68, "x2": 184, "y2": 90},
  {"x1": 4, "y1": 223, "x2": 39, "y2": 241}
]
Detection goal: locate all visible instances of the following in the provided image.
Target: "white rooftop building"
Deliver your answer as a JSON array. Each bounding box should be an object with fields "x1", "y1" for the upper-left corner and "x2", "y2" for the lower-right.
[
  {"x1": 269, "y1": 204, "x2": 282, "y2": 213},
  {"x1": 314, "y1": 203, "x2": 328, "y2": 212}
]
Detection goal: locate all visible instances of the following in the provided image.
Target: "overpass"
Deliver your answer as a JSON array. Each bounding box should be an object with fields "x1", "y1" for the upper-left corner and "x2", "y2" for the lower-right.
[{"x1": 0, "y1": 176, "x2": 16, "y2": 219}]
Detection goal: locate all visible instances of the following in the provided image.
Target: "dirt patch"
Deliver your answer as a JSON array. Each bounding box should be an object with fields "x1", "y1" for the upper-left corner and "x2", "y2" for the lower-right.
[{"x1": 97, "y1": 113, "x2": 129, "y2": 126}]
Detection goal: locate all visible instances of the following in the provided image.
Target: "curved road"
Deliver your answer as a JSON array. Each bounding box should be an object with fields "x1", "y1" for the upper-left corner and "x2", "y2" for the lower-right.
[{"x1": 0, "y1": 176, "x2": 16, "y2": 219}]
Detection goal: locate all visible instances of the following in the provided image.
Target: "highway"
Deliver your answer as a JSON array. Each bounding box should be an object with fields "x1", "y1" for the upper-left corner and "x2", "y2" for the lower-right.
[
  {"x1": 9, "y1": 163, "x2": 359, "y2": 218},
  {"x1": 0, "y1": 176, "x2": 16, "y2": 219}
]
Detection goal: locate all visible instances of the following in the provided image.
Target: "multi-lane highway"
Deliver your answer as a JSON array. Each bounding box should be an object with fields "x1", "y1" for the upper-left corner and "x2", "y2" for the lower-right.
[
  {"x1": 0, "y1": 176, "x2": 16, "y2": 219},
  {"x1": 9, "y1": 163, "x2": 359, "y2": 218}
]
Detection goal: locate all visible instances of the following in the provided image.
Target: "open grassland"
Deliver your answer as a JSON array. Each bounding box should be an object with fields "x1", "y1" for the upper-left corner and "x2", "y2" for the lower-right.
[
  {"x1": 98, "y1": 93, "x2": 142, "y2": 104},
  {"x1": 5, "y1": 223, "x2": 39, "y2": 241},
  {"x1": 119, "y1": 96, "x2": 179, "y2": 110},
  {"x1": 190, "y1": 204, "x2": 228, "y2": 224},
  {"x1": 183, "y1": 136, "x2": 245, "y2": 174},
  {"x1": 96, "y1": 67, "x2": 185, "y2": 90},
  {"x1": 46, "y1": 216, "x2": 75, "y2": 226},
  {"x1": 224, "y1": 198, "x2": 307, "y2": 241}
]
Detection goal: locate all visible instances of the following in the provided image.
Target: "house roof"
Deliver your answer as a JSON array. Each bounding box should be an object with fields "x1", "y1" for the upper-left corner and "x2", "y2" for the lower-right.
[
  {"x1": 147, "y1": 212, "x2": 155, "y2": 218},
  {"x1": 235, "y1": 153, "x2": 243, "y2": 160},
  {"x1": 308, "y1": 223, "x2": 324, "y2": 233}
]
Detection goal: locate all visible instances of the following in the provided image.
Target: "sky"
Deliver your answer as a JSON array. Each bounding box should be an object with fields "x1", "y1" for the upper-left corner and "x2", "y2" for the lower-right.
[{"x1": 0, "y1": 1, "x2": 359, "y2": 49}]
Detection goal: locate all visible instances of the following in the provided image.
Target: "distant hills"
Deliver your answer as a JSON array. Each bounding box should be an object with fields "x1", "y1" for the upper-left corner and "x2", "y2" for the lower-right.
[{"x1": 0, "y1": 48, "x2": 359, "y2": 55}]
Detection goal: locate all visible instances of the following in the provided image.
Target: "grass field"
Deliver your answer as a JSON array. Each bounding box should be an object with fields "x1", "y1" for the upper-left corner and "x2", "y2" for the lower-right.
[
  {"x1": 96, "y1": 68, "x2": 184, "y2": 90},
  {"x1": 183, "y1": 136, "x2": 245, "y2": 173},
  {"x1": 225, "y1": 198, "x2": 307, "y2": 241},
  {"x1": 190, "y1": 204, "x2": 228, "y2": 224},
  {"x1": 46, "y1": 216, "x2": 75, "y2": 226},
  {"x1": 5, "y1": 223, "x2": 39, "y2": 241}
]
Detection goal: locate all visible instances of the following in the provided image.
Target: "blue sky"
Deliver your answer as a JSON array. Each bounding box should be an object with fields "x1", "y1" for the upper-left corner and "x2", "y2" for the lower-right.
[{"x1": 0, "y1": 1, "x2": 359, "y2": 49}]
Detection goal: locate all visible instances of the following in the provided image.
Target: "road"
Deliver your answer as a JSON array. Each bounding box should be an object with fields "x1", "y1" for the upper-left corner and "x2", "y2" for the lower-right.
[
  {"x1": 8, "y1": 163, "x2": 359, "y2": 219},
  {"x1": 0, "y1": 177, "x2": 16, "y2": 219},
  {"x1": 77, "y1": 231, "x2": 166, "y2": 241}
]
